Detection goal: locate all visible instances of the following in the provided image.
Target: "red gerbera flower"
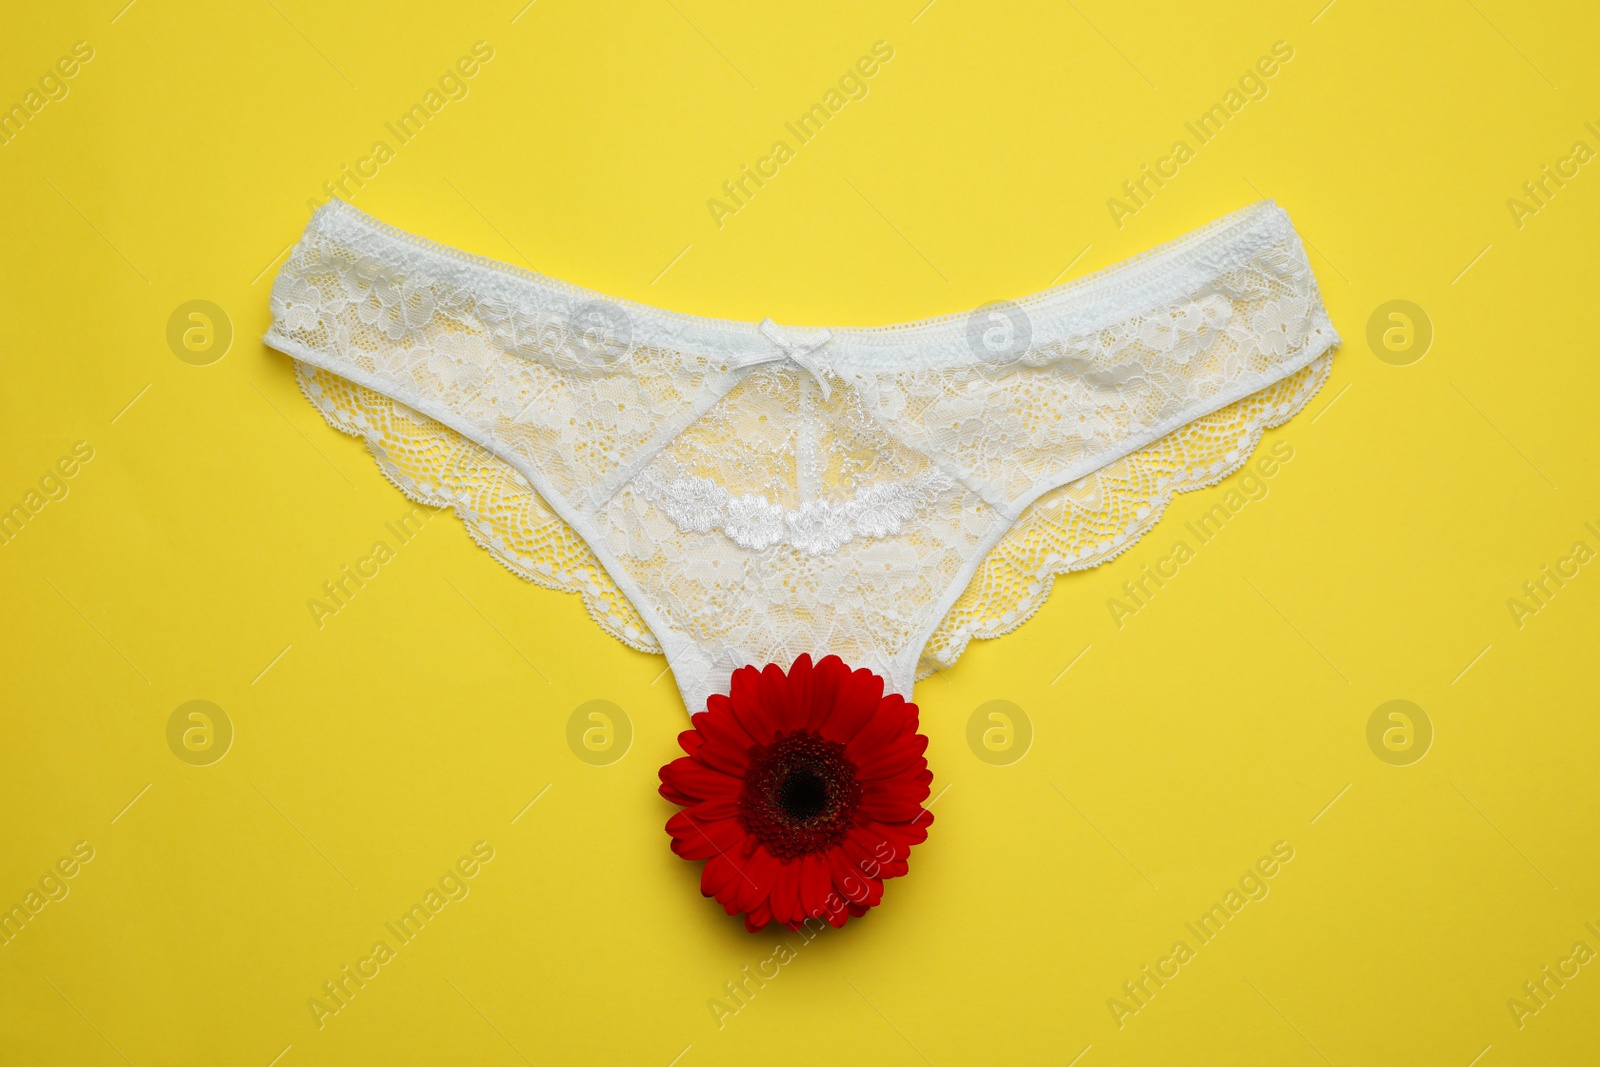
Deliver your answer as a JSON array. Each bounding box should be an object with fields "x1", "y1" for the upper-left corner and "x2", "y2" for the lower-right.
[{"x1": 659, "y1": 654, "x2": 934, "y2": 932}]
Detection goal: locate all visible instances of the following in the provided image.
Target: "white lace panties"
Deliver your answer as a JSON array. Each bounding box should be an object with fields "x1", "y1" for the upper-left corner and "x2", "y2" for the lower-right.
[{"x1": 265, "y1": 199, "x2": 1338, "y2": 711}]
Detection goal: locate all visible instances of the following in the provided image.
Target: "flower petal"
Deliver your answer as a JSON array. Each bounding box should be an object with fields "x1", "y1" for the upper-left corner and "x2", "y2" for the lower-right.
[
  {"x1": 858, "y1": 787, "x2": 928, "y2": 822},
  {"x1": 806, "y1": 654, "x2": 849, "y2": 730},
  {"x1": 744, "y1": 899, "x2": 772, "y2": 932},
  {"x1": 799, "y1": 852, "x2": 832, "y2": 924},
  {"x1": 758, "y1": 662, "x2": 801, "y2": 731},
  {"x1": 770, "y1": 858, "x2": 805, "y2": 928},
  {"x1": 683, "y1": 792, "x2": 742, "y2": 822},
  {"x1": 853, "y1": 733, "x2": 929, "y2": 782},
  {"x1": 787, "y1": 653, "x2": 815, "y2": 720},
  {"x1": 658, "y1": 779, "x2": 696, "y2": 806},
  {"x1": 701, "y1": 697, "x2": 755, "y2": 744},
  {"x1": 826, "y1": 848, "x2": 881, "y2": 920},
  {"x1": 845, "y1": 693, "x2": 912, "y2": 764},
  {"x1": 689, "y1": 711, "x2": 753, "y2": 776},
  {"x1": 734, "y1": 846, "x2": 780, "y2": 917},
  {"x1": 660, "y1": 655, "x2": 933, "y2": 932},
  {"x1": 818, "y1": 666, "x2": 884, "y2": 742},
  {"x1": 659, "y1": 757, "x2": 742, "y2": 802},
  {"x1": 728, "y1": 664, "x2": 777, "y2": 745},
  {"x1": 843, "y1": 830, "x2": 906, "y2": 880},
  {"x1": 701, "y1": 854, "x2": 743, "y2": 904},
  {"x1": 667, "y1": 811, "x2": 747, "y2": 860}
]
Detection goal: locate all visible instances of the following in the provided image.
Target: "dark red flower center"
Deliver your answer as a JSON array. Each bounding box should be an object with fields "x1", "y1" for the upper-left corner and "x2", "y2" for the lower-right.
[{"x1": 738, "y1": 730, "x2": 861, "y2": 861}]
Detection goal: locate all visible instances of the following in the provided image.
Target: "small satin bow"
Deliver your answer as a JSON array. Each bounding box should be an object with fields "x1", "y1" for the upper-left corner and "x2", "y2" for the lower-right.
[{"x1": 729, "y1": 318, "x2": 837, "y2": 400}]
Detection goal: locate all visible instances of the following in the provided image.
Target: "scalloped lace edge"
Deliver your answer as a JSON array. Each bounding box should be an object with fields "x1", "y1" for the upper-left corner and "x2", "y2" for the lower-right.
[
  {"x1": 916, "y1": 352, "x2": 1334, "y2": 678},
  {"x1": 291, "y1": 361, "x2": 662, "y2": 654},
  {"x1": 288, "y1": 350, "x2": 1332, "y2": 681}
]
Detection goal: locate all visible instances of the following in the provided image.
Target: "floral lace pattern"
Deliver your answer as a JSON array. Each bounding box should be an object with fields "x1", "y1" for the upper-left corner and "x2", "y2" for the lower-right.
[
  {"x1": 922, "y1": 353, "x2": 1331, "y2": 673},
  {"x1": 266, "y1": 198, "x2": 1339, "y2": 711},
  {"x1": 634, "y1": 461, "x2": 955, "y2": 554},
  {"x1": 292, "y1": 353, "x2": 1330, "y2": 682},
  {"x1": 293, "y1": 363, "x2": 657, "y2": 651}
]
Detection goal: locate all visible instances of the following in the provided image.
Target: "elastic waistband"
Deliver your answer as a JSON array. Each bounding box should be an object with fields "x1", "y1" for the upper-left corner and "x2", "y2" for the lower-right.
[{"x1": 286, "y1": 197, "x2": 1322, "y2": 370}]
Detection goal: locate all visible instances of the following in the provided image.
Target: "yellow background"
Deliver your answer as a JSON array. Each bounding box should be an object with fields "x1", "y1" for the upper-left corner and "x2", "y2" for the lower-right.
[{"x1": 2, "y1": 0, "x2": 1597, "y2": 1063}]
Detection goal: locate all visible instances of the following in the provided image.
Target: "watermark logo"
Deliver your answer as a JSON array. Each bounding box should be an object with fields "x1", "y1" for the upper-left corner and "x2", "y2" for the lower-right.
[
  {"x1": 567, "y1": 700, "x2": 632, "y2": 765},
  {"x1": 1108, "y1": 841, "x2": 1295, "y2": 1028},
  {"x1": 0, "y1": 841, "x2": 95, "y2": 948},
  {"x1": 706, "y1": 837, "x2": 899, "y2": 1029},
  {"x1": 1365, "y1": 300, "x2": 1431, "y2": 366},
  {"x1": 966, "y1": 699, "x2": 1031, "y2": 765},
  {"x1": 708, "y1": 942, "x2": 798, "y2": 1028},
  {"x1": 1507, "y1": 523, "x2": 1598, "y2": 629},
  {"x1": 167, "y1": 300, "x2": 233, "y2": 366},
  {"x1": 570, "y1": 301, "x2": 633, "y2": 365},
  {"x1": 167, "y1": 700, "x2": 233, "y2": 766},
  {"x1": 307, "y1": 507, "x2": 435, "y2": 629},
  {"x1": 308, "y1": 841, "x2": 495, "y2": 1029},
  {"x1": 1108, "y1": 441, "x2": 1295, "y2": 628},
  {"x1": 306, "y1": 42, "x2": 495, "y2": 214},
  {"x1": 1, "y1": 40, "x2": 95, "y2": 149},
  {"x1": 1366, "y1": 700, "x2": 1431, "y2": 766},
  {"x1": 965, "y1": 301, "x2": 1032, "y2": 364},
  {"x1": 1107, "y1": 41, "x2": 1294, "y2": 228},
  {"x1": 1506, "y1": 122, "x2": 1599, "y2": 230},
  {"x1": 1508, "y1": 924, "x2": 1600, "y2": 1030},
  {"x1": 0, "y1": 440, "x2": 94, "y2": 549}
]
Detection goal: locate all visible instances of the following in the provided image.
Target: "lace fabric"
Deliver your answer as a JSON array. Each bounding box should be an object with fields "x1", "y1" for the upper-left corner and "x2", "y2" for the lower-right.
[{"x1": 267, "y1": 199, "x2": 1339, "y2": 710}]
